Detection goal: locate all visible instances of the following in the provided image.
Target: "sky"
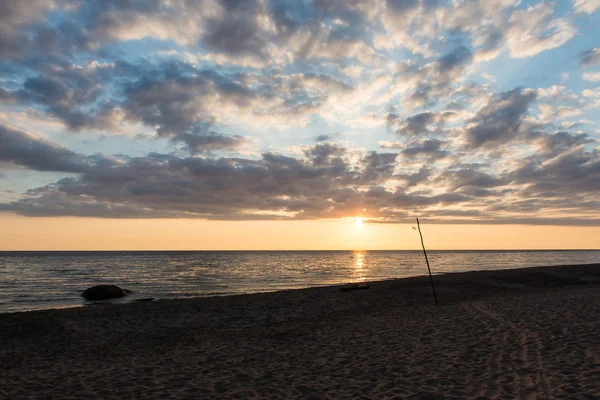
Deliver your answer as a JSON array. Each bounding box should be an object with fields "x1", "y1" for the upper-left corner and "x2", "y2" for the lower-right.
[{"x1": 1, "y1": 0, "x2": 600, "y2": 250}]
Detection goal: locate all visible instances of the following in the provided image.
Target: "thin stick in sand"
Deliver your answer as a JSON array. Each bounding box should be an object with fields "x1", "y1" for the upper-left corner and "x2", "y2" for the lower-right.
[{"x1": 416, "y1": 217, "x2": 439, "y2": 305}]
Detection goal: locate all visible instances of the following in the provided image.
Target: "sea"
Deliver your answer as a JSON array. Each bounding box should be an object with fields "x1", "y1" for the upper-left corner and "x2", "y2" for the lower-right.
[{"x1": 1, "y1": 250, "x2": 600, "y2": 313}]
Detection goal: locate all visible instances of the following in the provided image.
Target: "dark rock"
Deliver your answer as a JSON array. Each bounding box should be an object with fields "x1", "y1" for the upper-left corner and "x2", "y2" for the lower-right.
[
  {"x1": 339, "y1": 283, "x2": 370, "y2": 292},
  {"x1": 81, "y1": 285, "x2": 132, "y2": 301}
]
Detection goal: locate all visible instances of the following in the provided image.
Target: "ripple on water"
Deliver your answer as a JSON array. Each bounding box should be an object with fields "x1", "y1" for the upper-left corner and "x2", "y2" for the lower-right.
[{"x1": 1, "y1": 250, "x2": 600, "y2": 313}]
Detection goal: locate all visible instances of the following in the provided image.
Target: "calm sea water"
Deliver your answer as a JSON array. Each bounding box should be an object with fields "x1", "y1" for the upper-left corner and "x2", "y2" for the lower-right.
[{"x1": 1, "y1": 250, "x2": 600, "y2": 313}]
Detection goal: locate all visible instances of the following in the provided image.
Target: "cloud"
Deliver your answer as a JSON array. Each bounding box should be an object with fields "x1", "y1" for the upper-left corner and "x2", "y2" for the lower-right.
[
  {"x1": 0, "y1": 124, "x2": 94, "y2": 172},
  {"x1": 464, "y1": 88, "x2": 538, "y2": 148},
  {"x1": 2, "y1": 134, "x2": 600, "y2": 225},
  {"x1": 121, "y1": 64, "x2": 352, "y2": 152},
  {"x1": 397, "y1": 46, "x2": 475, "y2": 108},
  {"x1": 0, "y1": 145, "x2": 373, "y2": 219},
  {"x1": 0, "y1": 0, "x2": 599, "y2": 227},
  {"x1": 582, "y1": 87, "x2": 600, "y2": 97},
  {"x1": 439, "y1": 168, "x2": 508, "y2": 192},
  {"x1": 85, "y1": 0, "x2": 207, "y2": 46},
  {"x1": 0, "y1": 63, "x2": 125, "y2": 131},
  {"x1": 359, "y1": 151, "x2": 399, "y2": 182},
  {"x1": 581, "y1": 48, "x2": 600, "y2": 67},
  {"x1": 472, "y1": 27, "x2": 505, "y2": 62},
  {"x1": 400, "y1": 139, "x2": 450, "y2": 161},
  {"x1": 121, "y1": 68, "x2": 254, "y2": 153},
  {"x1": 559, "y1": 120, "x2": 594, "y2": 130},
  {"x1": 539, "y1": 104, "x2": 583, "y2": 122},
  {"x1": 510, "y1": 146, "x2": 600, "y2": 196},
  {"x1": 506, "y1": 3, "x2": 576, "y2": 58},
  {"x1": 395, "y1": 167, "x2": 431, "y2": 187},
  {"x1": 0, "y1": 140, "x2": 465, "y2": 221},
  {"x1": 0, "y1": 0, "x2": 58, "y2": 58},
  {"x1": 314, "y1": 133, "x2": 340, "y2": 142},
  {"x1": 583, "y1": 72, "x2": 600, "y2": 82},
  {"x1": 537, "y1": 85, "x2": 579, "y2": 102},
  {"x1": 0, "y1": 1, "x2": 56, "y2": 27},
  {"x1": 380, "y1": 0, "x2": 576, "y2": 62},
  {"x1": 437, "y1": 46, "x2": 473, "y2": 73},
  {"x1": 389, "y1": 111, "x2": 456, "y2": 136},
  {"x1": 77, "y1": 0, "x2": 382, "y2": 67},
  {"x1": 178, "y1": 132, "x2": 247, "y2": 154},
  {"x1": 573, "y1": 0, "x2": 600, "y2": 14},
  {"x1": 532, "y1": 131, "x2": 591, "y2": 157},
  {"x1": 2, "y1": 58, "x2": 353, "y2": 152},
  {"x1": 380, "y1": 0, "x2": 443, "y2": 55}
]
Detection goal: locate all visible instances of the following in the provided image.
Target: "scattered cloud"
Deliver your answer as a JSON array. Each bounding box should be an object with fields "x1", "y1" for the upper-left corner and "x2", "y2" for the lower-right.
[
  {"x1": 0, "y1": 124, "x2": 104, "y2": 172},
  {"x1": 0, "y1": 0, "x2": 598, "y2": 225},
  {"x1": 573, "y1": 0, "x2": 600, "y2": 14},
  {"x1": 463, "y1": 88, "x2": 538, "y2": 148},
  {"x1": 506, "y1": 3, "x2": 576, "y2": 58},
  {"x1": 583, "y1": 72, "x2": 600, "y2": 82},
  {"x1": 581, "y1": 48, "x2": 600, "y2": 67},
  {"x1": 315, "y1": 133, "x2": 341, "y2": 142}
]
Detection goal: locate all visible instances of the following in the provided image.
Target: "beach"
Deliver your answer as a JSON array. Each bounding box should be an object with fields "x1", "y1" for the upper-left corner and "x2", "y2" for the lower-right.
[{"x1": 1, "y1": 264, "x2": 600, "y2": 399}]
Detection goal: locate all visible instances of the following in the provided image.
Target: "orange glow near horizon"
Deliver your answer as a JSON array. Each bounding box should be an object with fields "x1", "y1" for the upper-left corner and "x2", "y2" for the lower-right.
[{"x1": 1, "y1": 214, "x2": 600, "y2": 251}]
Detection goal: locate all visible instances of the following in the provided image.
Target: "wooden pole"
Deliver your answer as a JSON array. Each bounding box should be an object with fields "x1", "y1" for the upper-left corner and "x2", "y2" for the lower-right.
[{"x1": 416, "y1": 218, "x2": 438, "y2": 306}]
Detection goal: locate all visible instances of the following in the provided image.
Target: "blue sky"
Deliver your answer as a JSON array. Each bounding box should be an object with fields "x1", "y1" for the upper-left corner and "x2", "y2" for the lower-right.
[{"x1": 1, "y1": 0, "x2": 600, "y2": 225}]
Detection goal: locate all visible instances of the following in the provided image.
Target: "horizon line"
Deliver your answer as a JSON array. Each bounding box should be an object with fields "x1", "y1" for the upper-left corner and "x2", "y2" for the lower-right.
[{"x1": 1, "y1": 249, "x2": 600, "y2": 252}]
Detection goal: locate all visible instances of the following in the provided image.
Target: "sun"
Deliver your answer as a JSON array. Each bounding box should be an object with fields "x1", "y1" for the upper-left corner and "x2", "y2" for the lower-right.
[{"x1": 354, "y1": 217, "x2": 363, "y2": 226}]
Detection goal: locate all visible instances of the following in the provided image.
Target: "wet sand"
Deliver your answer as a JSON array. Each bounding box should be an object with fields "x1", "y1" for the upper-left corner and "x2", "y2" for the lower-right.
[{"x1": 1, "y1": 264, "x2": 600, "y2": 399}]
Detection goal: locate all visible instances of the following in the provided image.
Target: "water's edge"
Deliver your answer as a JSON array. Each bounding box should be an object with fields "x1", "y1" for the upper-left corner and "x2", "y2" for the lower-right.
[{"x1": 2, "y1": 250, "x2": 600, "y2": 313}]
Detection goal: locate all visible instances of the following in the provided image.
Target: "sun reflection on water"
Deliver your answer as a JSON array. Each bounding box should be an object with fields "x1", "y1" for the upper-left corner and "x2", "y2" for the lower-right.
[{"x1": 352, "y1": 251, "x2": 367, "y2": 282}]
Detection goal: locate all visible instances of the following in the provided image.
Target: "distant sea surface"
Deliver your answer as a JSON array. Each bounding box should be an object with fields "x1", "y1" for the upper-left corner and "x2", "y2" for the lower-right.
[{"x1": 1, "y1": 250, "x2": 600, "y2": 313}]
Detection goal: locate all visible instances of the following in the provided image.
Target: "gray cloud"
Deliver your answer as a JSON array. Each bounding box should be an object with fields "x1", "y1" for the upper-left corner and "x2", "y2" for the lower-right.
[
  {"x1": 0, "y1": 152, "x2": 345, "y2": 219},
  {"x1": 303, "y1": 143, "x2": 347, "y2": 167},
  {"x1": 440, "y1": 168, "x2": 508, "y2": 192},
  {"x1": 1, "y1": 59, "x2": 352, "y2": 153},
  {"x1": 464, "y1": 88, "x2": 537, "y2": 148},
  {"x1": 0, "y1": 144, "x2": 407, "y2": 220},
  {"x1": 0, "y1": 124, "x2": 91, "y2": 172},
  {"x1": 397, "y1": 46, "x2": 474, "y2": 109},
  {"x1": 359, "y1": 152, "x2": 399, "y2": 183},
  {"x1": 76, "y1": 0, "x2": 379, "y2": 66},
  {"x1": 0, "y1": 0, "x2": 57, "y2": 58},
  {"x1": 121, "y1": 64, "x2": 351, "y2": 152},
  {"x1": 511, "y1": 147, "x2": 600, "y2": 195},
  {"x1": 314, "y1": 133, "x2": 340, "y2": 142},
  {"x1": 473, "y1": 26, "x2": 504, "y2": 61},
  {"x1": 3, "y1": 136, "x2": 600, "y2": 225},
  {"x1": 395, "y1": 167, "x2": 431, "y2": 187},
  {"x1": 437, "y1": 45, "x2": 473, "y2": 72},
  {"x1": 0, "y1": 0, "x2": 599, "y2": 227},
  {"x1": 533, "y1": 131, "x2": 592, "y2": 157},
  {"x1": 122, "y1": 69, "x2": 253, "y2": 153},
  {"x1": 0, "y1": 63, "x2": 122, "y2": 131},
  {"x1": 390, "y1": 111, "x2": 456, "y2": 136},
  {"x1": 179, "y1": 132, "x2": 247, "y2": 154},
  {"x1": 401, "y1": 139, "x2": 449, "y2": 160},
  {"x1": 581, "y1": 48, "x2": 600, "y2": 68},
  {"x1": 200, "y1": 1, "x2": 290, "y2": 63}
]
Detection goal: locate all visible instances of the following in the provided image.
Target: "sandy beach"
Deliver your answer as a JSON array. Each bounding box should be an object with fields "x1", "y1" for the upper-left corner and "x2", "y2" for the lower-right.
[{"x1": 1, "y1": 264, "x2": 600, "y2": 399}]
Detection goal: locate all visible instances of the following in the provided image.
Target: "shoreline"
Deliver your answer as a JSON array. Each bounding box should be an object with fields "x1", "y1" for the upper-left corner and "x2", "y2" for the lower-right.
[
  {"x1": 3, "y1": 262, "x2": 600, "y2": 316},
  {"x1": 2, "y1": 263, "x2": 600, "y2": 398}
]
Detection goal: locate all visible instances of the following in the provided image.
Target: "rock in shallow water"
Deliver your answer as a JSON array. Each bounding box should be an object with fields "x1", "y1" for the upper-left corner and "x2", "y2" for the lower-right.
[{"x1": 81, "y1": 285, "x2": 132, "y2": 301}]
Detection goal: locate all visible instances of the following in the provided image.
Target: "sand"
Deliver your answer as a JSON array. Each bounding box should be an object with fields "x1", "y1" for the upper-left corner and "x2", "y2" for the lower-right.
[{"x1": 1, "y1": 264, "x2": 600, "y2": 399}]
